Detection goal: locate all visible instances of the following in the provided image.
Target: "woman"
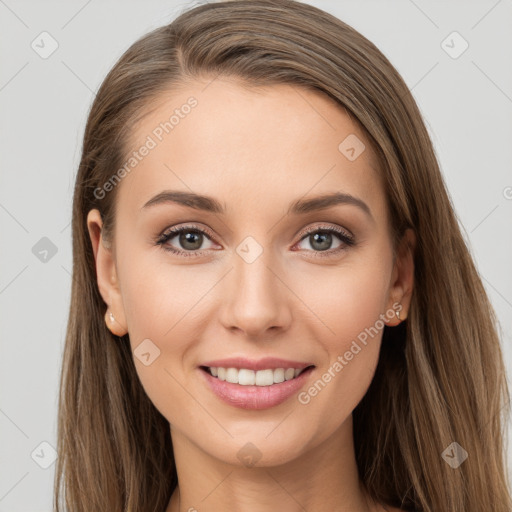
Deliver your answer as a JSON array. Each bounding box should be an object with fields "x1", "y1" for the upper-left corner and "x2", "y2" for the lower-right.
[{"x1": 54, "y1": 1, "x2": 512, "y2": 511}]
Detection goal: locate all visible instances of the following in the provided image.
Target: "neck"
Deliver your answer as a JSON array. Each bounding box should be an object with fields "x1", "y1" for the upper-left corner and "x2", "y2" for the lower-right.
[{"x1": 166, "y1": 414, "x2": 381, "y2": 512}]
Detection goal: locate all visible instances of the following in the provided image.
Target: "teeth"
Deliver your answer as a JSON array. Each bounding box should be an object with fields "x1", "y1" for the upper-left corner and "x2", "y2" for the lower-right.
[
  {"x1": 274, "y1": 368, "x2": 284, "y2": 383},
  {"x1": 226, "y1": 368, "x2": 238, "y2": 384},
  {"x1": 285, "y1": 368, "x2": 295, "y2": 380},
  {"x1": 239, "y1": 369, "x2": 255, "y2": 385},
  {"x1": 208, "y1": 366, "x2": 309, "y2": 386},
  {"x1": 255, "y1": 369, "x2": 273, "y2": 386}
]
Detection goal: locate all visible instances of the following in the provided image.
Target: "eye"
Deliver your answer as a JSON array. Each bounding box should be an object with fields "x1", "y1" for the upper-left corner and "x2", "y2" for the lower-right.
[
  {"x1": 155, "y1": 223, "x2": 356, "y2": 259},
  {"x1": 293, "y1": 225, "x2": 355, "y2": 258},
  {"x1": 155, "y1": 224, "x2": 218, "y2": 257}
]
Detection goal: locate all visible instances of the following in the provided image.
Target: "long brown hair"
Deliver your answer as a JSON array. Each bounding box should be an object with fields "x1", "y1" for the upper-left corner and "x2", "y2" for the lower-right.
[{"x1": 54, "y1": 1, "x2": 512, "y2": 510}]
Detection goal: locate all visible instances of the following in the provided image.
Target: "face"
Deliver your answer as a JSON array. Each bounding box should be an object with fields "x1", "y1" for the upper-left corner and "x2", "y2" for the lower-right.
[{"x1": 88, "y1": 77, "x2": 413, "y2": 467}]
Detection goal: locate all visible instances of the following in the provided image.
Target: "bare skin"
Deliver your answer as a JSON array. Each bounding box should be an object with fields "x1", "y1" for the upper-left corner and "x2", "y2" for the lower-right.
[{"x1": 88, "y1": 77, "x2": 414, "y2": 512}]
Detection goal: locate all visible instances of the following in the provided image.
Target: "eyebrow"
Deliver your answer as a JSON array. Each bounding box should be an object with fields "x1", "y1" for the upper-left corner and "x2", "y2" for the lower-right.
[{"x1": 142, "y1": 190, "x2": 373, "y2": 219}]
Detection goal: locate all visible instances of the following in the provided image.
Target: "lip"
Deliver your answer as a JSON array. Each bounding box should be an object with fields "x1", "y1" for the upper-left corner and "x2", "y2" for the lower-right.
[
  {"x1": 198, "y1": 365, "x2": 315, "y2": 410},
  {"x1": 200, "y1": 357, "x2": 314, "y2": 371}
]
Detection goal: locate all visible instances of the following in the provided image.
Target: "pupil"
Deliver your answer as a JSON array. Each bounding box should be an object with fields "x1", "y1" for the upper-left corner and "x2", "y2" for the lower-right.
[{"x1": 311, "y1": 232, "x2": 331, "y2": 251}]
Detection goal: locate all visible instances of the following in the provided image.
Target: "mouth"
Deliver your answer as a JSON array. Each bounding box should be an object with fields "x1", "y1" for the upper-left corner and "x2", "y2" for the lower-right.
[
  {"x1": 198, "y1": 364, "x2": 316, "y2": 410},
  {"x1": 199, "y1": 365, "x2": 315, "y2": 386}
]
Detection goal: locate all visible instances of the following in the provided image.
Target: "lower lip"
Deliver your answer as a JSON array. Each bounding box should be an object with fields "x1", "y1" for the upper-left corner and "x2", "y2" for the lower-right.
[{"x1": 199, "y1": 367, "x2": 314, "y2": 410}]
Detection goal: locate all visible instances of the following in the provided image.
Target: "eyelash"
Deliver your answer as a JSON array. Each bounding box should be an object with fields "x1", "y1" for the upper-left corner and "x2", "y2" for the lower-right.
[{"x1": 155, "y1": 223, "x2": 356, "y2": 259}]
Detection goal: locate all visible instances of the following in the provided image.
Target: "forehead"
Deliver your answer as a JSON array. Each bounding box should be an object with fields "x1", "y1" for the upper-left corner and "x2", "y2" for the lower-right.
[{"x1": 116, "y1": 78, "x2": 386, "y2": 220}]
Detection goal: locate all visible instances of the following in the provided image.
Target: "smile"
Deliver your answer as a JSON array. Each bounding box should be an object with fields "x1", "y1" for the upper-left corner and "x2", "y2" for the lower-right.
[
  {"x1": 198, "y1": 365, "x2": 316, "y2": 410},
  {"x1": 202, "y1": 366, "x2": 312, "y2": 386}
]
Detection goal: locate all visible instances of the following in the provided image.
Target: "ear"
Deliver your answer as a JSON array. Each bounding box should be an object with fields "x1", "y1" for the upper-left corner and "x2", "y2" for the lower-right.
[
  {"x1": 385, "y1": 228, "x2": 416, "y2": 326},
  {"x1": 86, "y1": 209, "x2": 128, "y2": 336}
]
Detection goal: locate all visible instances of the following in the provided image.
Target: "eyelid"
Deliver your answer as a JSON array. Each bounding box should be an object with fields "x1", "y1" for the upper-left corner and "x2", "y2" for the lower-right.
[
  {"x1": 158, "y1": 222, "x2": 216, "y2": 242},
  {"x1": 294, "y1": 223, "x2": 354, "y2": 243}
]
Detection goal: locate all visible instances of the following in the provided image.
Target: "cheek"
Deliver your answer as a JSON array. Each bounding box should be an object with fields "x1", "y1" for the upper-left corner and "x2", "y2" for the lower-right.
[
  {"x1": 115, "y1": 253, "x2": 198, "y2": 420},
  {"x1": 116, "y1": 243, "x2": 199, "y2": 342},
  {"x1": 298, "y1": 251, "x2": 392, "y2": 348},
  {"x1": 115, "y1": 244, "x2": 217, "y2": 415},
  {"x1": 294, "y1": 252, "x2": 392, "y2": 421}
]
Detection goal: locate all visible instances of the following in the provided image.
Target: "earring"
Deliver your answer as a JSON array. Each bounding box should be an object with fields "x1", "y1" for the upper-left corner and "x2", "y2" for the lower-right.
[
  {"x1": 105, "y1": 309, "x2": 126, "y2": 337},
  {"x1": 396, "y1": 309, "x2": 401, "y2": 320}
]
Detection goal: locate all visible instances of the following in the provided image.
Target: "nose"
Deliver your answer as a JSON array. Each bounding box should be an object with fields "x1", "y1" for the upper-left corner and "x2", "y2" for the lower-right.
[{"x1": 219, "y1": 248, "x2": 292, "y2": 339}]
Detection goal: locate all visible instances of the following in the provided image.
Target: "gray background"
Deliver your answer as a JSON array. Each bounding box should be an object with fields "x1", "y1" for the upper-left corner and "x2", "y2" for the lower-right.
[{"x1": 1, "y1": 0, "x2": 511, "y2": 510}]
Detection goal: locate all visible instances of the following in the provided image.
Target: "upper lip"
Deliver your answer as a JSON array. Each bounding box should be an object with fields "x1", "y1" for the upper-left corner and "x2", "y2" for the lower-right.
[{"x1": 200, "y1": 357, "x2": 315, "y2": 371}]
